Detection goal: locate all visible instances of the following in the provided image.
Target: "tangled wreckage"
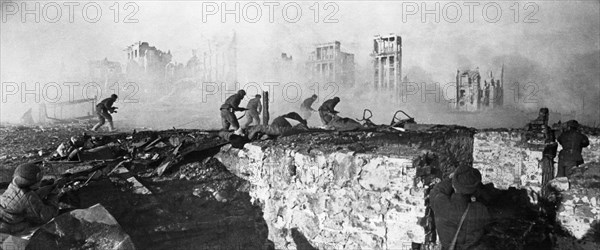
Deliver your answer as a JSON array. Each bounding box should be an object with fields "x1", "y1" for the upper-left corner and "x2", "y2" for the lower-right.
[{"x1": 0, "y1": 116, "x2": 599, "y2": 249}]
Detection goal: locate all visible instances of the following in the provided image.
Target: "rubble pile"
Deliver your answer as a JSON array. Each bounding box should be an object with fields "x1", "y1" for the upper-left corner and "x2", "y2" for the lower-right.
[
  {"x1": 555, "y1": 162, "x2": 600, "y2": 246},
  {"x1": 27, "y1": 204, "x2": 135, "y2": 249},
  {"x1": 0, "y1": 125, "x2": 89, "y2": 182},
  {"x1": 216, "y1": 126, "x2": 475, "y2": 249},
  {"x1": 1, "y1": 126, "x2": 271, "y2": 249}
]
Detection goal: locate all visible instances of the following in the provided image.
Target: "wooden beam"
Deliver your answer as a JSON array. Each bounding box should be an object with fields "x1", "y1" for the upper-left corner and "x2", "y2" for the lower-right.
[{"x1": 262, "y1": 91, "x2": 269, "y2": 125}]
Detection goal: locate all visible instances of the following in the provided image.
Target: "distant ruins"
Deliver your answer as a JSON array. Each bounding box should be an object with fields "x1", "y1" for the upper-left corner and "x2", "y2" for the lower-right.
[
  {"x1": 125, "y1": 41, "x2": 172, "y2": 77},
  {"x1": 372, "y1": 34, "x2": 402, "y2": 91},
  {"x1": 306, "y1": 41, "x2": 355, "y2": 86},
  {"x1": 455, "y1": 66, "x2": 504, "y2": 112}
]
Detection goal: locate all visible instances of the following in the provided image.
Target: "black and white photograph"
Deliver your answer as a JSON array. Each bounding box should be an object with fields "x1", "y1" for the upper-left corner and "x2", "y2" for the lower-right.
[{"x1": 1, "y1": 1, "x2": 599, "y2": 249}]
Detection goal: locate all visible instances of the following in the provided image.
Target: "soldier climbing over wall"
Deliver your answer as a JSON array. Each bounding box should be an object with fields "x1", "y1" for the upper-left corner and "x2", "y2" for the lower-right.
[
  {"x1": 220, "y1": 90, "x2": 247, "y2": 135},
  {"x1": 556, "y1": 120, "x2": 589, "y2": 178}
]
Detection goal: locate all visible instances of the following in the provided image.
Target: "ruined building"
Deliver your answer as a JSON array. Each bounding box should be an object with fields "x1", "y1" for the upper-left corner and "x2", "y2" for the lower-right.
[
  {"x1": 125, "y1": 41, "x2": 172, "y2": 77},
  {"x1": 372, "y1": 34, "x2": 402, "y2": 92},
  {"x1": 455, "y1": 66, "x2": 504, "y2": 112},
  {"x1": 306, "y1": 41, "x2": 355, "y2": 86}
]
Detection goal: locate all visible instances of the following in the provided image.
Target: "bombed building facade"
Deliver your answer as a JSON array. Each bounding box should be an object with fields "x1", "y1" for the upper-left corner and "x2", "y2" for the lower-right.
[
  {"x1": 372, "y1": 34, "x2": 403, "y2": 92},
  {"x1": 125, "y1": 41, "x2": 172, "y2": 77},
  {"x1": 455, "y1": 67, "x2": 504, "y2": 112},
  {"x1": 306, "y1": 41, "x2": 355, "y2": 86}
]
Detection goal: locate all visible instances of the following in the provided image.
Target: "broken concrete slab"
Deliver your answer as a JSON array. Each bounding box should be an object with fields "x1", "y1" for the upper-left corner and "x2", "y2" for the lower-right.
[{"x1": 27, "y1": 204, "x2": 135, "y2": 250}]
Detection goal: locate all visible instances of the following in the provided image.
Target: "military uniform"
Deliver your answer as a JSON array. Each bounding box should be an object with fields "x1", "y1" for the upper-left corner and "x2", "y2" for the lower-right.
[
  {"x1": 91, "y1": 95, "x2": 118, "y2": 132},
  {"x1": 318, "y1": 97, "x2": 340, "y2": 125},
  {"x1": 220, "y1": 91, "x2": 246, "y2": 131},
  {"x1": 430, "y1": 168, "x2": 490, "y2": 250},
  {"x1": 557, "y1": 127, "x2": 589, "y2": 177},
  {"x1": 244, "y1": 96, "x2": 262, "y2": 127}
]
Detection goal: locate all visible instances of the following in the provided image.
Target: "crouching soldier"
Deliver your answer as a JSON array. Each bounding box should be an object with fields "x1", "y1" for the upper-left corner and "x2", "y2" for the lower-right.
[
  {"x1": 91, "y1": 94, "x2": 118, "y2": 132},
  {"x1": 0, "y1": 163, "x2": 59, "y2": 234},
  {"x1": 220, "y1": 90, "x2": 247, "y2": 135},
  {"x1": 244, "y1": 94, "x2": 262, "y2": 128},
  {"x1": 557, "y1": 120, "x2": 590, "y2": 178},
  {"x1": 300, "y1": 94, "x2": 318, "y2": 121},
  {"x1": 247, "y1": 112, "x2": 308, "y2": 140},
  {"x1": 431, "y1": 167, "x2": 490, "y2": 250},
  {"x1": 318, "y1": 97, "x2": 340, "y2": 126}
]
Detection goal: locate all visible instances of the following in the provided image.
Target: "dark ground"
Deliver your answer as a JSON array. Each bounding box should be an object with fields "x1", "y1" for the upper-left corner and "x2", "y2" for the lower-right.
[{"x1": 0, "y1": 124, "x2": 270, "y2": 250}]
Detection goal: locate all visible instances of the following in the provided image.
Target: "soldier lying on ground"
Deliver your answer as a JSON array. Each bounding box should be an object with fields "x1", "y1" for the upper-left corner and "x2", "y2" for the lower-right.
[
  {"x1": 326, "y1": 115, "x2": 363, "y2": 131},
  {"x1": 0, "y1": 163, "x2": 59, "y2": 234},
  {"x1": 52, "y1": 134, "x2": 108, "y2": 161},
  {"x1": 247, "y1": 112, "x2": 308, "y2": 140}
]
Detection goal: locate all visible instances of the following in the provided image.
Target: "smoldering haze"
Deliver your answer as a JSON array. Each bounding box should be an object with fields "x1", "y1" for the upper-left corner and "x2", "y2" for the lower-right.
[{"x1": 1, "y1": 1, "x2": 598, "y2": 128}]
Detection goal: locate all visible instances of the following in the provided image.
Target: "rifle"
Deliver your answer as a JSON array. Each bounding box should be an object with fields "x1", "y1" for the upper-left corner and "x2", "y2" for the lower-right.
[{"x1": 36, "y1": 160, "x2": 116, "y2": 199}]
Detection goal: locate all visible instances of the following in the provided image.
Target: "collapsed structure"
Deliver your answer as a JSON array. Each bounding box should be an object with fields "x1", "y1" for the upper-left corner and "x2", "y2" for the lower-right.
[
  {"x1": 125, "y1": 41, "x2": 173, "y2": 78},
  {"x1": 455, "y1": 67, "x2": 504, "y2": 112}
]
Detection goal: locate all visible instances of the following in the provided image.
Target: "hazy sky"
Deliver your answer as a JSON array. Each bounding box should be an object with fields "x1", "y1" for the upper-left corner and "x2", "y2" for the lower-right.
[
  {"x1": 2, "y1": 1, "x2": 598, "y2": 79},
  {"x1": 1, "y1": 1, "x2": 599, "y2": 126}
]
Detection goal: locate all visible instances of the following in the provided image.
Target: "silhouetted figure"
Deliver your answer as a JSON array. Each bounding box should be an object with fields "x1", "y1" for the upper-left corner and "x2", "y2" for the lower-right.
[
  {"x1": 430, "y1": 167, "x2": 491, "y2": 250},
  {"x1": 556, "y1": 120, "x2": 589, "y2": 178},
  {"x1": 91, "y1": 94, "x2": 118, "y2": 132},
  {"x1": 318, "y1": 97, "x2": 340, "y2": 126},
  {"x1": 300, "y1": 94, "x2": 318, "y2": 121},
  {"x1": 220, "y1": 90, "x2": 247, "y2": 135},
  {"x1": 244, "y1": 94, "x2": 262, "y2": 128}
]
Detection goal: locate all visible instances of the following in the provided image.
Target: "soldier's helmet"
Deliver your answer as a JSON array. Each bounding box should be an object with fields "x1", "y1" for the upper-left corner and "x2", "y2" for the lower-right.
[
  {"x1": 111, "y1": 94, "x2": 118, "y2": 99},
  {"x1": 566, "y1": 120, "x2": 579, "y2": 129},
  {"x1": 255, "y1": 94, "x2": 261, "y2": 98},
  {"x1": 312, "y1": 94, "x2": 318, "y2": 98},
  {"x1": 333, "y1": 97, "x2": 340, "y2": 102},
  {"x1": 238, "y1": 90, "x2": 246, "y2": 96}
]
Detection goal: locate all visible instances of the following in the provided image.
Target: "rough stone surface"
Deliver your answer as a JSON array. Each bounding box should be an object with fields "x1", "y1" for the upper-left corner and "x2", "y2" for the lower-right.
[
  {"x1": 216, "y1": 128, "x2": 473, "y2": 249},
  {"x1": 473, "y1": 130, "x2": 544, "y2": 192},
  {"x1": 474, "y1": 130, "x2": 600, "y2": 242}
]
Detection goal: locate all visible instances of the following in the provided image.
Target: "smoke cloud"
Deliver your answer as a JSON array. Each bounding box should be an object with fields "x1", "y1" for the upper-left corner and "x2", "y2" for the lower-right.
[{"x1": 1, "y1": 1, "x2": 598, "y2": 129}]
